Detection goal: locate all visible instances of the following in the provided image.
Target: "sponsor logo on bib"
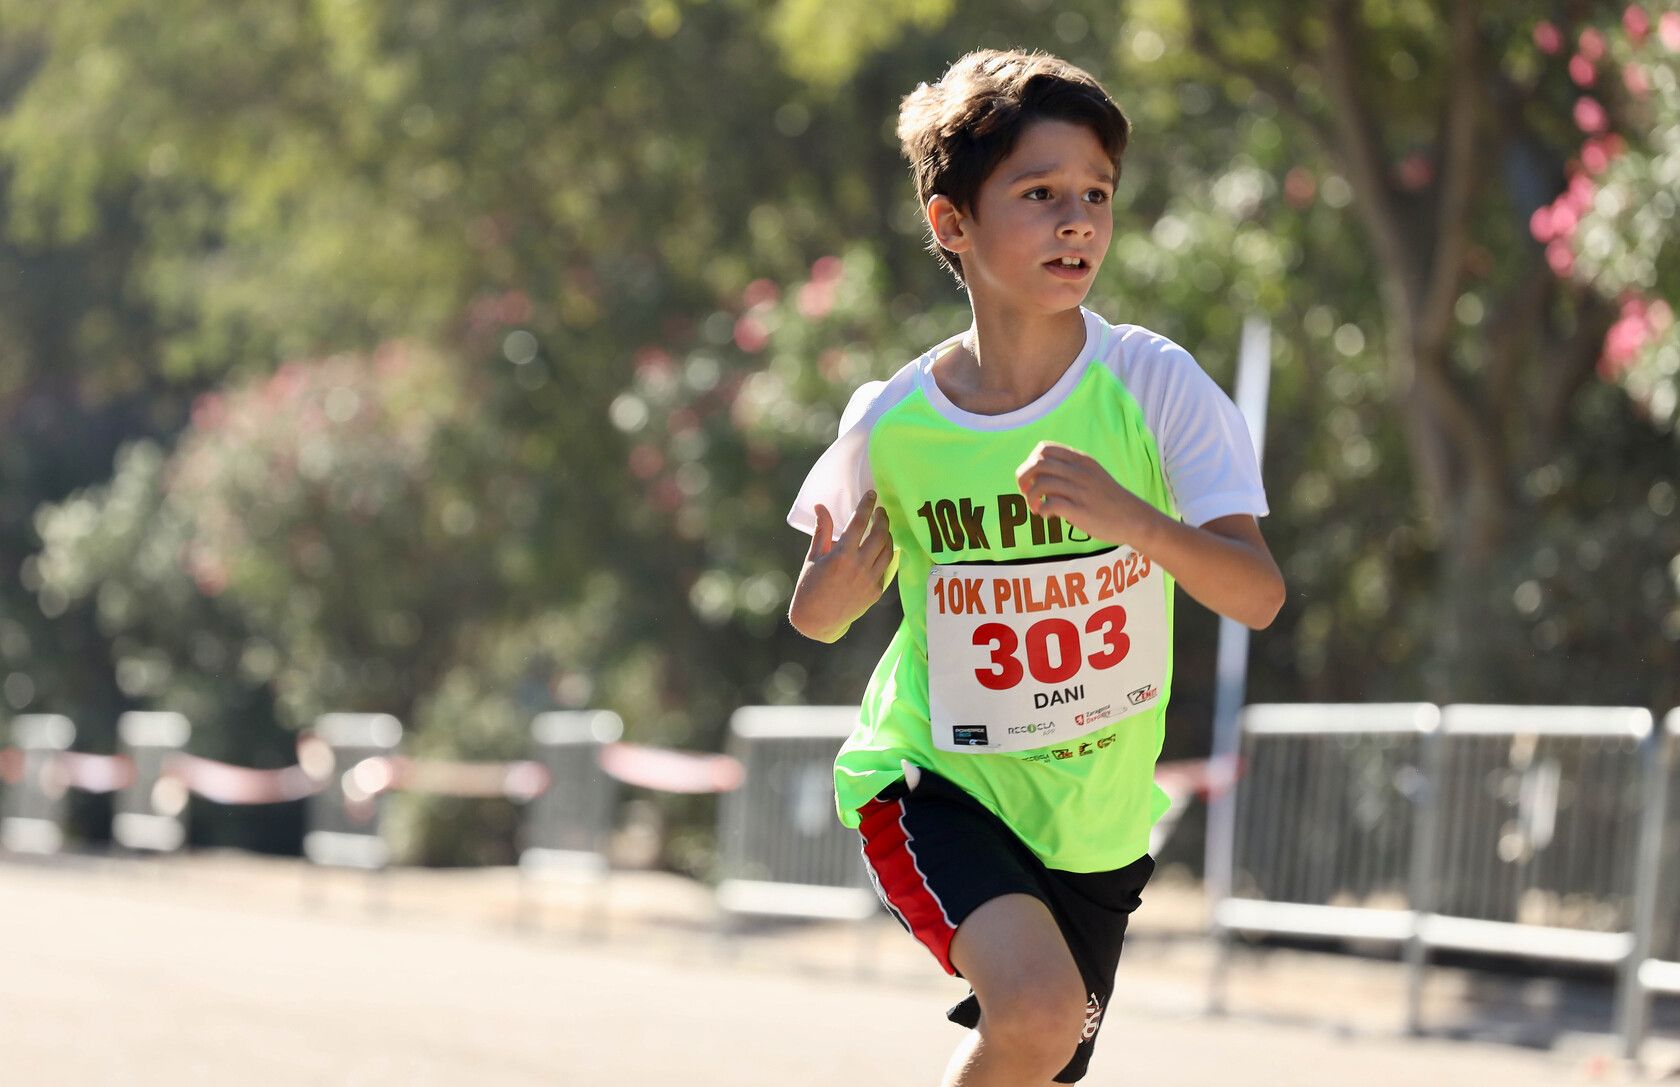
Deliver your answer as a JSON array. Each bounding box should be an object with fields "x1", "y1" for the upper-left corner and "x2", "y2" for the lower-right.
[{"x1": 951, "y1": 725, "x2": 990, "y2": 746}]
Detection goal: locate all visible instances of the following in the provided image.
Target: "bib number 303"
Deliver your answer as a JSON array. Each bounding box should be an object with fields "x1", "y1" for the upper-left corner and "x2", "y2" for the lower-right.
[
  {"x1": 970, "y1": 606, "x2": 1128, "y2": 690},
  {"x1": 925, "y1": 547, "x2": 1170, "y2": 754}
]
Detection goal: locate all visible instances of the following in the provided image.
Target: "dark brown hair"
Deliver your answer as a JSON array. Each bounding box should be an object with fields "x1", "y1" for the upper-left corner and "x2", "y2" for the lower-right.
[{"x1": 897, "y1": 49, "x2": 1130, "y2": 283}]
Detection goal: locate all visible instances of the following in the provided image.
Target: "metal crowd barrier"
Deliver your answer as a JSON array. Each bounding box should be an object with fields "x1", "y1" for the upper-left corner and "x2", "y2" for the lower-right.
[
  {"x1": 1411, "y1": 705, "x2": 1651, "y2": 1031},
  {"x1": 1624, "y1": 708, "x2": 1680, "y2": 1061},
  {"x1": 301, "y1": 713, "x2": 403, "y2": 869},
  {"x1": 1210, "y1": 703, "x2": 1436, "y2": 1012},
  {"x1": 516, "y1": 710, "x2": 622, "y2": 931},
  {"x1": 2, "y1": 714, "x2": 76, "y2": 855},
  {"x1": 519, "y1": 710, "x2": 623, "y2": 878},
  {"x1": 714, "y1": 705, "x2": 877, "y2": 924},
  {"x1": 113, "y1": 711, "x2": 192, "y2": 852},
  {"x1": 1213, "y1": 701, "x2": 1662, "y2": 1039}
]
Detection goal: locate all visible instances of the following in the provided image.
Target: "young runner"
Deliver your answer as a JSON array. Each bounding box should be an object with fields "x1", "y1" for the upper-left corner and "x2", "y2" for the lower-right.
[{"x1": 786, "y1": 49, "x2": 1285, "y2": 1086}]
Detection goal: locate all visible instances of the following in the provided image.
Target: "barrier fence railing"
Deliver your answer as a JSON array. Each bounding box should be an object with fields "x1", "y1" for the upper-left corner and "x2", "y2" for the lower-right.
[
  {"x1": 1210, "y1": 703, "x2": 1437, "y2": 1013},
  {"x1": 713, "y1": 705, "x2": 876, "y2": 925},
  {"x1": 114, "y1": 711, "x2": 193, "y2": 853},
  {"x1": 2, "y1": 714, "x2": 79, "y2": 855},
  {"x1": 0, "y1": 707, "x2": 743, "y2": 882},
  {"x1": 1213, "y1": 701, "x2": 1678, "y2": 1052},
  {"x1": 520, "y1": 711, "x2": 624, "y2": 879},
  {"x1": 1412, "y1": 705, "x2": 1651, "y2": 1032},
  {"x1": 302, "y1": 713, "x2": 403, "y2": 870},
  {"x1": 1623, "y1": 707, "x2": 1680, "y2": 1060}
]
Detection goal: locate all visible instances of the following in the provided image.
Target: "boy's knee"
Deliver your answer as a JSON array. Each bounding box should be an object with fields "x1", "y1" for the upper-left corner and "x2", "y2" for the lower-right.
[{"x1": 979, "y1": 974, "x2": 1087, "y2": 1059}]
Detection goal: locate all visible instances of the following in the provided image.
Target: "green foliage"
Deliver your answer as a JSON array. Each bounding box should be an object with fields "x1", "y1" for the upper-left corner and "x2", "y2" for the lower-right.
[
  {"x1": 766, "y1": 0, "x2": 954, "y2": 88},
  {"x1": 37, "y1": 344, "x2": 544, "y2": 729}
]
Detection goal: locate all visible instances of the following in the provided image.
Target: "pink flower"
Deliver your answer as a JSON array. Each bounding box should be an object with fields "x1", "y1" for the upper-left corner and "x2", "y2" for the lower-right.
[
  {"x1": 635, "y1": 346, "x2": 674, "y2": 372},
  {"x1": 1530, "y1": 206, "x2": 1556, "y2": 243},
  {"x1": 1546, "y1": 239, "x2": 1575, "y2": 276},
  {"x1": 1624, "y1": 63, "x2": 1651, "y2": 97},
  {"x1": 1549, "y1": 201, "x2": 1579, "y2": 238},
  {"x1": 651, "y1": 478, "x2": 684, "y2": 514},
  {"x1": 809, "y1": 255, "x2": 845, "y2": 284},
  {"x1": 1566, "y1": 172, "x2": 1598, "y2": 210},
  {"x1": 741, "y1": 278, "x2": 779, "y2": 308},
  {"x1": 1573, "y1": 96, "x2": 1609, "y2": 134},
  {"x1": 1661, "y1": 11, "x2": 1680, "y2": 51},
  {"x1": 1534, "y1": 21, "x2": 1563, "y2": 54},
  {"x1": 1624, "y1": 6, "x2": 1651, "y2": 42},
  {"x1": 1569, "y1": 54, "x2": 1597, "y2": 87},
  {"x1": 797, "y1": 280, "x2": 835, "y2": 319},
  {"x1": 1582, "y1": 139, "x2": 1611, "y2": 175},
  {"x1": 192, "y1": 392, "x2": 227, "y2": 431},
  {"x1": 1395, "y1": 152, "x2": 1433, "y2": 190},
  {"x1": 1602, "y1": 314, "x2": 1648, "y2": 369},
  {"x1": 1578, "y1": 28, "x2": 1606, "y2": 61},
  {"x1": 498, "y1": 291, "x2": 532, "y2": 325},
  {"x1": 1283, "y1": 166, "x2": 1317, "y2": 209},
  {"x1": 628, "y1": 444, "x2": 663, "y2": 480},
  {"x1": 187, "y1": 550, "x2": 229, "y2": 598},
  {"x1": 733, "y1": 314, "x2": 769, "y2": 353}
]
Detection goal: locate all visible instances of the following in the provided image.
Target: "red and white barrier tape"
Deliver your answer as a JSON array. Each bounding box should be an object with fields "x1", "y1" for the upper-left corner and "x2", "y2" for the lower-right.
[
  {"x1": 0, "y1": 746, "x2": 23, "y2": 785},
  {"x1": 57, "y1": 752, "x2": 136, "y2": 794},
  {"x1": 163, "y1": 754, "x2": 320, "y2": 805},
  {"x1": 596, "y1": 741, "x2": 745, "y2": 794}
]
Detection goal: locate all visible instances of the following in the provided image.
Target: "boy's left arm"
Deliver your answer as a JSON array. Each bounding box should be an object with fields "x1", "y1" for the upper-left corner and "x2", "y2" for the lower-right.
[{"x1": 1016, "y1": 442, "x2": 1285, "y2": 630}]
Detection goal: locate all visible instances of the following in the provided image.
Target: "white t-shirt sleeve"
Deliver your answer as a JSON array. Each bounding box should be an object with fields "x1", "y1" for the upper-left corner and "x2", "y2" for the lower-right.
[
  {"x1": 1124, "y1": 334, "x2": 1269, "y2": 528},
  {"x1": 786, "y1": 381, "x2": 882, "y2": 537}
]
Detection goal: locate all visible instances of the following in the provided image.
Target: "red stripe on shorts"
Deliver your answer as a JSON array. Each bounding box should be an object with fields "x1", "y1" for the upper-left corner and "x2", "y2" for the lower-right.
[{"x1": 858, "y1": 794, "x2": 958, "y2": 974}]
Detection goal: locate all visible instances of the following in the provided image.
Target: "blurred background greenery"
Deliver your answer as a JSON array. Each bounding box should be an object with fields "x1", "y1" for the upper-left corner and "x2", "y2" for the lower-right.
[{"x1": 0, "y1": 0, "x2": 1674, "y2": 868}]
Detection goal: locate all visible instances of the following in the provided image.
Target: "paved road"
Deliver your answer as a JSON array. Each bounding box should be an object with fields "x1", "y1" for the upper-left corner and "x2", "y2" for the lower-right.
[{"x1": 0, "y1": 857, "x2": 1657, "y2": 1085}]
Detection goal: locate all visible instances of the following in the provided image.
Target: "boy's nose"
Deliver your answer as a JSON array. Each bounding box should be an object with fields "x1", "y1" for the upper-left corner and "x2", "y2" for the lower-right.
[{"x1": 1057, "y1": 216, "x2": 1095, "y2": 239}]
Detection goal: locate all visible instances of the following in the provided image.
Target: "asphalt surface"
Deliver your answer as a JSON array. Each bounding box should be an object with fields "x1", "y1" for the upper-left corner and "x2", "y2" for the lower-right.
[{"x1": 1, "y1": 854, "x2": 1671, "y2": 1085}]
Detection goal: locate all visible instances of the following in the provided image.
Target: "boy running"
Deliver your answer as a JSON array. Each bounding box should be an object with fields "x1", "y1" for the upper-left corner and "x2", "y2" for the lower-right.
[{"x1": 787, "y1": 49, "x2": 1284, "y2": 1086}]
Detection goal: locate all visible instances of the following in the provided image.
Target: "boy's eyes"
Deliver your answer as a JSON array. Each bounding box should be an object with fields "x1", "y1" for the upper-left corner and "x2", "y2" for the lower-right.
[{"x1": 1023, "y1": 186, "x2": 1112, "y2": 204}]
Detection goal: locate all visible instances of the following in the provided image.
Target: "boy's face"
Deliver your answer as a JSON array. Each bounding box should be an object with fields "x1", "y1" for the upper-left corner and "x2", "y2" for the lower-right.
[{"x1": 931, "y1": 118, "x2": 1115, "y2": 317}]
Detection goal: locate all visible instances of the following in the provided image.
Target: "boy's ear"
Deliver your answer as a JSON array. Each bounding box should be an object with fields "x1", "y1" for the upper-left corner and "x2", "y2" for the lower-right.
[{"x1": 927, "y1": 195, "x2": 970, "y2": 253}]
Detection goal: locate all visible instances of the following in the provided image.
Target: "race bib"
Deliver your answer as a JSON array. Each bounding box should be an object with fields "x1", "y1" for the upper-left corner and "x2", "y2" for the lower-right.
[{"x1": 926, "y1": 547, "x2": 1169, "y2": 754}]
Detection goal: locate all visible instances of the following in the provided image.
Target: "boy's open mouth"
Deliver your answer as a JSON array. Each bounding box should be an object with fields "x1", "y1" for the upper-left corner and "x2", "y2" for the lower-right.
[{"x1": 1044, "y1": 256, "x2": 1090, "y2": 276}]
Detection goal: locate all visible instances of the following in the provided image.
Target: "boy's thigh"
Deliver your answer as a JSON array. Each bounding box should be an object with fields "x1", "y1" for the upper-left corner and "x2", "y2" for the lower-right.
[
  {"x1": 947, "y1": 892, "x2": 1084, "y2": 1008},
  {"x1": 857, "y1": 773, "x2": 1045, "y2": 976}
]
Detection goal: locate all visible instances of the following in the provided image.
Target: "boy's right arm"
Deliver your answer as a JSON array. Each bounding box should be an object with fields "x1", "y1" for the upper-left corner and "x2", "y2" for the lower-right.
[{"x1": 787, "y1": 491, "x2": 894, "y2": 643}]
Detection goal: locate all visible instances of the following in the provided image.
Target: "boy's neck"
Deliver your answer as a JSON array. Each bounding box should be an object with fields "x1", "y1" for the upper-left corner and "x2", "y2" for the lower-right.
[{"x1": 936, "y1": 303, "x2": 1088, "y2": 415}]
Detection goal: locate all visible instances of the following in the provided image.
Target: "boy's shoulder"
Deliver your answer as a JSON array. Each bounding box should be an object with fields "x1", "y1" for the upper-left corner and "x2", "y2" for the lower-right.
[
  {"x1": 835, "y1": 341, "x2": 944, "y2": 434},
  {"x1": 1085, "y1": 309, "x2": 1198, "y2": 371}
]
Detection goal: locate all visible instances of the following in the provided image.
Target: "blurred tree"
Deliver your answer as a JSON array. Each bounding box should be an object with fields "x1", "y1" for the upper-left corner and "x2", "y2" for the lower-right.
[{"x1": 0, "y1": 29, "x2": 203, "y2": 784}]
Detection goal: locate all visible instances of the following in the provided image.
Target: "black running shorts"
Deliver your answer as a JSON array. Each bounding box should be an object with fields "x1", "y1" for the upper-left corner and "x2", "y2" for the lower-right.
[{"x1": 856, "y1": 767, "x2": 1154, "y2": 1083}]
